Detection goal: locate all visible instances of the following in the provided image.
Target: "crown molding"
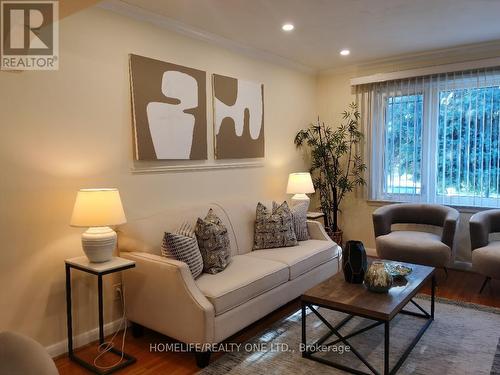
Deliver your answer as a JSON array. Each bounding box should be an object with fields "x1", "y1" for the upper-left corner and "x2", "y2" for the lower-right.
[
  {"x1": 97, "y1": 1, "x2": 500, "y2": 79},
  {"x1": 98, "y1": 0, "x2": 314, "y2": 75},
  {"x1": 356, "y1": 40, "x2": 500, "y2": 70},
  {"x1": 319, "y1": 40, "x2": 500, "y2": 77},
  {"x1": 317, "y1": 64, "x2": 359, "y2": 77},
  {"x1": 350, "y1": 56, "x2": 500, "y2": 86}
]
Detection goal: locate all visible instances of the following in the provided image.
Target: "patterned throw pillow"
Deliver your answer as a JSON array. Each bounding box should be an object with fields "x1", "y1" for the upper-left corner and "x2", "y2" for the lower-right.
[
  {"x1": 253, "y1": 201, "x2": 298, "y2": 250},
  {"x1": 161, "y1": 222, "x2": 204, "y2": 279},
  {"x1": 285, "y1": 202, "x2": 309, "y2": 241},
  {"x1": 195, "y1": 209, "x2": 231, "y2": 274}
]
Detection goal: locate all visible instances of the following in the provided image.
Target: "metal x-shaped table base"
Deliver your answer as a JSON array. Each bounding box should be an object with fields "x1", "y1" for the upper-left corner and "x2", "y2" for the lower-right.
[{"x1": 301, "y1": 287, "x2": 435, "y2": 375}]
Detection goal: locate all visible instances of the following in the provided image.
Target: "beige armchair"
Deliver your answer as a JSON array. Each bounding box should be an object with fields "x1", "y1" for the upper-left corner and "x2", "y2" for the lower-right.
[
  {"x1": 0, "y1": 331, "x2": 58, "y2": 375},
  {"x1": 373, "y1": 203, "x2": 459, "y2": 274},
  {"x1": 470, "y1": 209, "x2": 500, "y2": 293}
]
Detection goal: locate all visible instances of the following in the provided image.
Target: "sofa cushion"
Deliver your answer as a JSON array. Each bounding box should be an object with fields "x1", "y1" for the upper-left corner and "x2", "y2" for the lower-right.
[
  {"x1": 253, "y1": 201, "x2": 297, "y2": 250},
  {"x1": 195, "y1": 209, "x2": 231, "y2": 274},
  {"x1": 275, "y1": 201, "x2": 309, "y2": 241},
  {"x1": 195, "y1": 255, "x2": 289, "y2": 315},
  {"x1": 161, "y1": 222, "x2": 203, "y2": 279},
  {"x1": 376, "y1": 231, "x2": 451, "y2": 267},
  {"x1": 472, "y1": 242, "x2": 500, "y2": 279},
  {"x1": 248, "y1": 239, "x2": 337, "y2": 280}
]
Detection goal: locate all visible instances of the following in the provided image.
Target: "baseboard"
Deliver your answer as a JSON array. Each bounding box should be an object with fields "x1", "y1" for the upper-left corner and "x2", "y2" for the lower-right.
[{"x1": 46, "y1": 319, "x2": 125, "y2": 358}]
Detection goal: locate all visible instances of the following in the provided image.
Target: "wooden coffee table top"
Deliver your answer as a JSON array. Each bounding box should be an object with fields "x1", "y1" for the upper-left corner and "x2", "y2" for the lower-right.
[{"x1": 302, "y1": 261, "x2": 435, "y2": 321}]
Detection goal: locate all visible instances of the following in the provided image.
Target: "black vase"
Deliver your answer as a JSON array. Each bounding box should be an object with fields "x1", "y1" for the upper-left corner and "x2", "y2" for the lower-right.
[{"x1": 342, "y1": 240, "x2": 367, "y2": 284}]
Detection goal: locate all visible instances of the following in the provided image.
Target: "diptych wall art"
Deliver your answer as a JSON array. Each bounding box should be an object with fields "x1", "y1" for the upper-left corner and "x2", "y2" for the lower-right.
[
  {"x1": 213, "y1": 74, "x2": 265, "y2": 159},
  {"x1": 129, "y1": 54, "x2": 207, "y2": 160},
  {"x1": 129, "y1": 54, "x2": 265, "y2": 165}
]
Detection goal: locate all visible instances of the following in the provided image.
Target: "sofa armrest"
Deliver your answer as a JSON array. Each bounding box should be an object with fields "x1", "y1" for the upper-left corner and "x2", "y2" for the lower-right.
[
  {"x1": 470, "y1": 210, "x2": 496, "y2": 250},
  {"x1": 121, "y1": 252, "x2": 215, "y2": 344},
  {"x1": 441, "y1": 208, "x2": 459, "y2": 249},
  {"x1": 372, "y1": 205, "x2": 394, "y2": 238},
  {"x1": 307, "y1": 220, "x2": 332, "y2": 241}
]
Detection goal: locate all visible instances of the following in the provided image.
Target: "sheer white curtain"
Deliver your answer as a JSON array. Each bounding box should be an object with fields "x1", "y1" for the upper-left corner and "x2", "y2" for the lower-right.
[
  {"x1": 357, "y1": 67, "x2": 500, "y2": 209},
  {"x1": 355, "y1": 84, "x2": 373, "y2": 200}
]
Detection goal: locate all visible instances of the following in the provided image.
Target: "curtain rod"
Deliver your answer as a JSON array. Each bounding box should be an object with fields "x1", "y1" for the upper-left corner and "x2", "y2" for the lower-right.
[{"x1": 350, "y1": 57, "x2": 500, "y2": 86}]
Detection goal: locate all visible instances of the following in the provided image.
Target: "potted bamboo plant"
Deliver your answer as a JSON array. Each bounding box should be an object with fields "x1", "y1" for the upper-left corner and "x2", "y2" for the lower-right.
[{"x1": 294, "y1": 103, "x2": 366, "y2": 245}]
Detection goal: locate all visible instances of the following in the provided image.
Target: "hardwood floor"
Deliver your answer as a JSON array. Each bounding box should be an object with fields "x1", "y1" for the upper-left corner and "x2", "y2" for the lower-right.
[
  {"x1": 55, "y1": 268, "x2": 500, "y2": 375},
  {"x1": 420, "y1": 268, "x2": 500, "y2": 307}
]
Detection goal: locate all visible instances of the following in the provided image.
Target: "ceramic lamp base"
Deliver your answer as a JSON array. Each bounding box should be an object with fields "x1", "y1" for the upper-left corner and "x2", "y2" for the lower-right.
[
  {"x1": 81, "y1": 226, "x2": 116, "y2": 263},
  {"x1": 291, "y1": 193, "x2": 310, "y2": 209}
]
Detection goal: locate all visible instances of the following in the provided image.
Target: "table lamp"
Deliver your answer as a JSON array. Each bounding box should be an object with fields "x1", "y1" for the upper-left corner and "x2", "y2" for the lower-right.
[
  {"x1": 286, "y1": 172, "x2": 315, "y2": 209},
  {"x1": 70, "y1": 188, "x2": 126, "y2": 263}
]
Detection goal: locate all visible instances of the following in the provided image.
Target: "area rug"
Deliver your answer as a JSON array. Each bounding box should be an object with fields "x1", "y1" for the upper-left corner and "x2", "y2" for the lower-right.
[{"x1": 200, "y1": 296, "x2": 500, "y2": 374}]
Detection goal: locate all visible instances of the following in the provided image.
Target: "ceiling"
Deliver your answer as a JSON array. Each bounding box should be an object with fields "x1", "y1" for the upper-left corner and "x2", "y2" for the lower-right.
[
  {"x1": 60, "y1": 0, "x2": 102, "y2": 19},
  {"x1": 118, "y1": 0, "x2": 500, "y2": 71}
]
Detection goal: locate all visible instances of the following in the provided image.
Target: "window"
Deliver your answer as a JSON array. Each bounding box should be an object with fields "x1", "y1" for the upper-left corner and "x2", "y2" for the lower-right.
[
  {"x1": 384, "y1": 94, "x2": 423, "y2": 196},
  {"x1": 437, "y1": 86, "x2": 500, "y2": 204},
  {"x1": 370, "y1": 69, "x2": 500, "y2": 208}
]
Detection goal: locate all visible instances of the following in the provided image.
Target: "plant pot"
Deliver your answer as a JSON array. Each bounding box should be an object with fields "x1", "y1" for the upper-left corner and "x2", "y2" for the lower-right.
[{"x1": 326, "y1": 228, "x2": 343, "y2": 246}]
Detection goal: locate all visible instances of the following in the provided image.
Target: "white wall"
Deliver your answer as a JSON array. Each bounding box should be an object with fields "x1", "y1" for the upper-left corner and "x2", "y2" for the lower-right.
[
  {"x1": 0, "y1": 6, "x2": 316, "y2": 349},
  {"x1": 2, "y1": 2, "x2": 499, "y2": 351}
]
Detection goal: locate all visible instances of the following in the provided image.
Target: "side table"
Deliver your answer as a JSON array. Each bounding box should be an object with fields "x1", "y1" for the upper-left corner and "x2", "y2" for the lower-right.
[
  {"x1": 65, "y1": 256, "x2": 136, "y2": 374},
  {"x1": 307, "y1": 211, "x2": 325, "y2": 226},
  {"x1": 307, "y1": 211, "x2": 325, "y2": 220}
]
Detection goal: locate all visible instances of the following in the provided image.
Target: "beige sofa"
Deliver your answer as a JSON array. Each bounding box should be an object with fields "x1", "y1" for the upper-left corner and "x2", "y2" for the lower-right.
[{"x1": 118, "y1": 200, "x2": 340, "y2": 367}]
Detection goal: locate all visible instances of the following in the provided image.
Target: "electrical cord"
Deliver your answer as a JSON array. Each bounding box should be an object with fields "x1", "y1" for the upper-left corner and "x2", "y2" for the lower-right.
[{"x1": 93, "y1": 286, "x2": 128, "y2": 370}]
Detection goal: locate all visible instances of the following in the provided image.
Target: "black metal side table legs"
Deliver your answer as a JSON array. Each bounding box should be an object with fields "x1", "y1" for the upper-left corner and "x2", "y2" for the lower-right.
[{"x1": 65, "y1": 263, "x2": 136, "y2": 375}]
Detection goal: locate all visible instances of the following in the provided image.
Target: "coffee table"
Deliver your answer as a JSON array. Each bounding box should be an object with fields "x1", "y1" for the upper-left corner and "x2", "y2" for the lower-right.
[{"x1": 301, "y1": 261, "x2": 435, "y2": 375}]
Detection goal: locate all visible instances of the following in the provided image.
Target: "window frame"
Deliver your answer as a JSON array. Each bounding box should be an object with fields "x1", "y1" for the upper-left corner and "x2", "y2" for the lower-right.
[
  {"x1": 382, "y1": 91, "x2": 425, "y2": 200},
  {"x1": 371, "y1": 74, "x2": 500, "y2": 208}
]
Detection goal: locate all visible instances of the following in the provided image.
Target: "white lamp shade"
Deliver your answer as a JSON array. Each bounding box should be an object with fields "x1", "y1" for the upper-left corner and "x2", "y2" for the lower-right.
[
  {"x1": 286, "y1": 173, "x2": 315, "y2": 194},
  {"x1": 70, "y1": 189, "x2": 126, "y2": 227}
]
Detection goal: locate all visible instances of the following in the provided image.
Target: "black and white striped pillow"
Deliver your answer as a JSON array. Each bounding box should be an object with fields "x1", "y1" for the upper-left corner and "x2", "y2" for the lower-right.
[{"x1": 161, "y1": 222, "x2": 204, "y2": 279}]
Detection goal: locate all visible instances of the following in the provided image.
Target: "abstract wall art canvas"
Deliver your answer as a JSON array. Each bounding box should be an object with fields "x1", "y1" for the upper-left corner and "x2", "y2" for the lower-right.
[
  {"x1": 129, "y1": 54, "x2": 207, "y2": 160},
  {"x1": 213, "y1": 74, "x2": 264, "y2": 159}
]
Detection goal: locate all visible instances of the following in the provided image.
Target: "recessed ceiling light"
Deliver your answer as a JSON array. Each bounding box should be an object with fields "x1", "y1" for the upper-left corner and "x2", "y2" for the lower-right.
[
  {"x1": 340, "y1": 49, "x2": 350, "y2": 56},
  {"x1": 282, "y1": 23, "x2": 294, "y2": 31}
]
